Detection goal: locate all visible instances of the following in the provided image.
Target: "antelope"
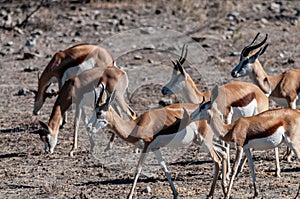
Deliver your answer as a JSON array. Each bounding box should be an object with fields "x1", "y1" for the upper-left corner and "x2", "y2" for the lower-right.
[
  {"x1": 36, "y1": 66, "x2": 136, "y2": 156},
  {"x1": 32, "y1": 44, "x2": 114, "y2": 119},
  {"x1": 190, "y1": 85, "x2": 300, "y2": 198},
  {"x1": 231, "y1": 33, "x2": 300, "y2": 162},
  {"x1": 231, "y1": 33, "x2": 300, "y2": 109},
  {"x1": 95, "y1": 89, "x2": 229, "y2": 198},
  {"x1": 161, "y1": 46, "x2": 281, "y2": 178}
]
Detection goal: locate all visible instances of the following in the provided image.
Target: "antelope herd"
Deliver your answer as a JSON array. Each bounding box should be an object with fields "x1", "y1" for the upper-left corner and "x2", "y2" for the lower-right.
[{"x1": 30, "y1": 33, "x2": 300, "y2": 198}]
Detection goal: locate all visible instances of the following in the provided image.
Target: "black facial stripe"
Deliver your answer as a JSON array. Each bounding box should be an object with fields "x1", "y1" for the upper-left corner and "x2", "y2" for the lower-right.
[{"x1": 236, "y1": 59, "x2": 248, "y2": 74}]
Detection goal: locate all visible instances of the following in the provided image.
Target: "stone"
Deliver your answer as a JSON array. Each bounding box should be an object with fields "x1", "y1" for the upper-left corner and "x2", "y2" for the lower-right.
[
  {"x1": 25, "y1": 39, "x2": 36, "y2": 47},
  {"x1": 134, "y1": 55, "x2": 142, "y2": 60},
  {"x1": 269, "y1": 2, "x2": 281, "y2": 13}
]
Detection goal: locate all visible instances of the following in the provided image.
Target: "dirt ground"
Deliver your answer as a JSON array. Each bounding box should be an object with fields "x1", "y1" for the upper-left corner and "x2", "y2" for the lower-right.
[{"x1": 0, "y1": 1, "x2": 300, "y2": 198}]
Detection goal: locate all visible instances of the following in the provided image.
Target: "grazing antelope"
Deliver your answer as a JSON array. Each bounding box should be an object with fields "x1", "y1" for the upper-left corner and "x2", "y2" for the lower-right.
[
  {"x1": 32, "y1": 44, "x2": 114, "y2": 117},
  {"x1": 190, "y1": 85, "x2": 300, "y2": 199},
  {"x1": 161, "y1": 47, "x2": 282, "y2": 178},
  {"x1": 36, "y1": 66, "x2": 136, "y2": 156},
  {"x1": 95, "y1": 90, "x2": 228, "y2": 198},
  {"x1": 231, "y1": 33, "x2": 300, "y2": 161}
]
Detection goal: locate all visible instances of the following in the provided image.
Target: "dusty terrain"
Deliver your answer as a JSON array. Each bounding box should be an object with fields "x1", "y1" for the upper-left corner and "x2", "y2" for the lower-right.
[{"x1": 0, "y1": 1, "x2": 300, "y2": 198}]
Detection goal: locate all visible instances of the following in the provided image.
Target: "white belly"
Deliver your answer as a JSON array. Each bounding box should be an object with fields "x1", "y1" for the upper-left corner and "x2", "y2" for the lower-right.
[
  {"x1": 244, "y1": 126, "x2": 284, "y2": 151},
  {"x1": 149, "y1": 122, "x2": 197, "y2": 149},
  {"x1": 62, "y1": 58, "x2": 96, "y2": 84},
  {"x1": 231, "y1": 99, "x2": 258, "y2": 122}
]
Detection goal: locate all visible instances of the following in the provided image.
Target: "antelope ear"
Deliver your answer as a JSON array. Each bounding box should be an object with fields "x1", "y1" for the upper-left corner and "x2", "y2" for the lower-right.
[
  {"x1": 210, "y1": 85, "x2": 219, "y2": 103},
  {"x1": 103, "y1": 90, "x2": 116, "y2": 111},
  {"x1": 39, "y1": 121, "x2": 50, "y2": 133},
  {"x1": 176, "y1": 60, "x2": 186, "y2": 78},
  {"x1": 30, "y1": 129, "x2": 48, "y2": 136}
]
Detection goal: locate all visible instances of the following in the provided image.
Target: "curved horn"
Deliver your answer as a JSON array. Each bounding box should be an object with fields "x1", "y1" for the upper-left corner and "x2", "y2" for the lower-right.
[
  {"x1": 93, "y1": 87, "x2": 98, "y2": 108},
  {"x1": 179, "y1": 44, "x2": 188, "y2": 65},
  {"x1": 241, "y1": 33, "x2": 260, "y2": 56},
  {"x1": 242, "y1": 34, "x2": 268, "y2": 56},
  {"x1": 95, "y1": 83, "x2": 105, "y2": 108}
]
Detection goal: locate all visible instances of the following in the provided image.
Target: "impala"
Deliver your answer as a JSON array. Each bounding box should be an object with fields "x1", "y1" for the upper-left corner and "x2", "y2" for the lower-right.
[
  {"x1": 95, "y1": 90, "x2": 228, "y2": 198},
  {"x1": 161, "y1": 46, "x2": 282, "y2": 178},
  {"x1": 190, "y1": 85, "x2": 300, "y2": 198},
  {"x1": 32, "y1": 44, "x2": 114, "y2": 120},
  {"x1": 231, "y1": 33, "x2": 300, "y2": 161},
  {"x1": 36, "y1": 66, "x2": 136, "y2": 156}
]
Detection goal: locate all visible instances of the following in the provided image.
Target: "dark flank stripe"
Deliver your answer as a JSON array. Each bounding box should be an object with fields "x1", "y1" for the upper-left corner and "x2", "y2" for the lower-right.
[
  {"x1": 231, "y1": 92, "x2": 256, "y2": 107},
  {"x1": 153, "y1": 116, "x2": 190, "y2": 140},
  {"x1": 245, "y1": 122, "x2": 284, "y2": 143}
]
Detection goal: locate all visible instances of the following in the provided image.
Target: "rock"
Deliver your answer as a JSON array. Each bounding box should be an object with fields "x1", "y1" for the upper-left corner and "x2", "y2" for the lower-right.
[
  {"x1": 140, "y1": 27, "x2": 155, "y2": 35},
  {"x1": 230, "y1": 52, "x2": 240, "y2": 57},
  {"x1": 269, "y1": 2, "x2": 281, "y2": 13},
  {"x1": 30, "y1": 30, "x2": 43, "y2": 37},
  {"x1": 107, "y1": 19, "x2": 118, "y2": 26},
  {"x1": 227, "y1": 26, "x2": 236, "y2": 31},
  {"x1": 134, "y1": 55, "x2": 142, "y2": 60},
  {"x1": 282, "y1": 27, "x2": 289, "y2": 31},
  {"x1": 155, "y1": 9, "x2": 161, "y2": 15},
  {"x1": 142, "y1": 186, "x2": 151, "y2": 194},
  {"x1": 4, "y1": 41, "x2": 13, "y2": 46},
  {"x1": 252, "y1": 4, "x2": 263, "y2": 13},
  {"x1": 3, "y1": 14, "x2": 12, "y2": 26},
  {"x1": 290, "y1": 18, "x2": 298, "y2": 26},
  {"x1": 24, "y1": 67, "x2": 39, "y2": 72},
  {"x1": 261, "y1": 18, "x2": 269, "y2": 24},
  {"x1": 17, "y1": 88, "x2": 30, "y2": 96},
  {"x1": 143, "y1": 44, "x2": 155, "y2": 50},
  {"x1": 147, "y1": 59, "x2": 154, "y2": 64},
  {"x1": 25, "y1": 39, "x2": 36, "y2": 47}
]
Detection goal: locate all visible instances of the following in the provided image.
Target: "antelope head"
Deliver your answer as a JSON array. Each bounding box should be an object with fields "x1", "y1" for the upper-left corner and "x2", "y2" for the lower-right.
[
  {"x1": 95, "y1": 90, "x2": 116, "y2": 129},
  {"x1": 161, "y1": 44, "x2": 188, "y2": 95},
  {"x1": 31, "y1": 121, "x2": 58, "y2": 154},
  {"x1": 231, "y1": 33, "x2": 268, "y2": 78},
  {"x1": 190, "y1": 85, "x2": 219, "y2": 122}
]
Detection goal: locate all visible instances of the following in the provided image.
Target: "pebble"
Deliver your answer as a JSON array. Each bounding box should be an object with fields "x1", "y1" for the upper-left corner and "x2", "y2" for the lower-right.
[
  {"x1": 17, "y1": 88, "x2": 30, "y2": 96},
  {"x1": 4, "y1": 41, "x2": 13, "y2": 46},
  {"x1": 25, "y1": 39, "x2": 36, "y2": 47},
  {"x1": 24, "y1": 67, "x2": 39, "y2": 72},
  {"x1": 147, "y1": 59, "x2": 154, "y2": 64},
  {"x1": 134, "y1": 55, "x2": 142, "y2": 60},
  {"x1": 230, "y1": 52, "x2": 240, "y2": 57},
  {"x1": 142, "y1": 186, "x2": 151, "y2": 193},
  {"x1": 269, "y1": 2, "x2": 281, "y2": 13},
  {"x1": 140, "y1": 27, "x2": 155, "y2": 35},
  {"x1": 143, "y1": 44, "x2": 155, "y2": 50},
  {"x1": 261, "y1": 18, "x2": 269, "y2": 24}
]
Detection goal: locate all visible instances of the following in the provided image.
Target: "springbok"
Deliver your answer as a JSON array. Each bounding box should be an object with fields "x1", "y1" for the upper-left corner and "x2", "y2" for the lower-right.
[
  {"x1": 231, "y1": 33, "x2": 300, "y2": 108},
  {"x1": 231, "y1": 33, "x2": 300, "y2": 162},
  {"x1": 94, "y1": 90, "x2": 228, "y2": 198},
  {"x1": 190, "y1": 85, "x2": 300, "y2": 198},
  {"x1": 161, "y1": 47, "x2": 281, "y2": 178},
  {"x1": 36, "y1": 66, "x2": 136, "y2": 156},
  {"x1": 32, "y1": 44, "x2": 114, "y2": 119}
]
